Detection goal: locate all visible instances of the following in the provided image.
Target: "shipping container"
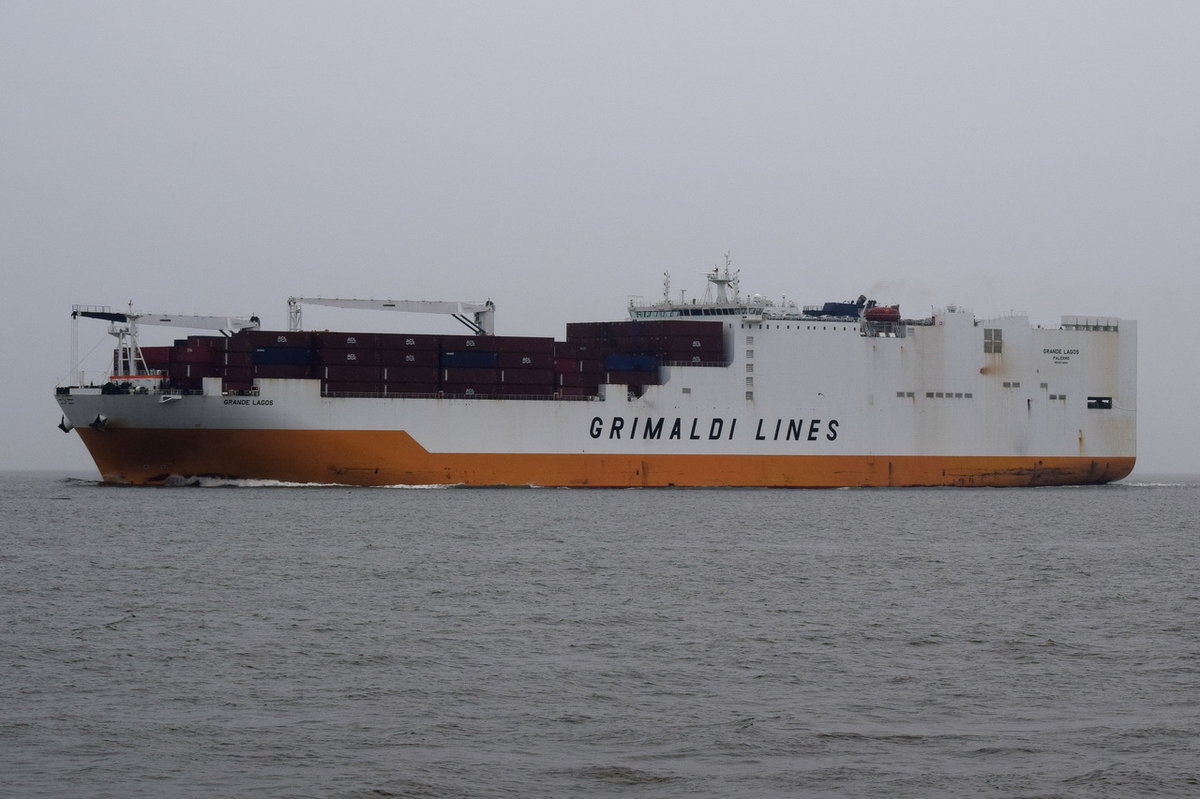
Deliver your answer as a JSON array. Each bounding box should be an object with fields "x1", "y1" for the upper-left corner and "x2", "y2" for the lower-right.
[
  {"x1": 377, "y1": 333, "x2": 440, "y2": 351},
  {"x1": 500, "y1": 368, "x2": 555, "y2": 386},
  {"x1": 140, "y1": 346, "x2": 173, "y2": 370},
  {"x1": 440, "y1": 350, "x2": 499, "y2": 368},
  {"x1": 175, "y1": 346, "x2": 218, "y2": 364},
  {"x1": 222, "y1": 351, "x2": 254, "y2": 368},
  {"x1": 553, "y1": 341, "x2": 581, "y2": 358},
  {"x1": 315, "y1": 348, "x2": 380, "y2": 365},
  {"x1": 558, "y1": 372, "x2": 601, "y2": 388},
  {"x1": 169, "y1": 363, "x2": 219, "y2": 379},
  {"x1": 221, "y1": 365, "x2": 253, "y2": 382},
  {"x1": 322, "y1": 364, "x2": 383, "y2": 382},
  {"x1": 314, "y1": 332, "x2": 379, "y2": 349},
  {"x1": 242, "y1": 330, "x2": 314, "y2": 348},
  {"x1": 557, "y1": 385, "x2": 598, "y2": 397},
  {"x1": 440, "y1": 335, "x2": 498, "y2": 352},
  {"x1": 384, "y1": 382, "x2": 440, "y2": 395},
  {"x1": 443, "y1": 368, "x2": 499, "y2": 384},
  {"x1": 321, "y1": 380, "x2": 385, "y2": 395},
  {"x1": 252, "y1": 347, "x2": 313, "y2": 366},
  {"x1": 495, "y1": 384, "x2": 556, "y2": 396},
  {"x1": 253, "y1": 365, "x2": 313, "y2": 379},
  {"x1": 378, "y1": 349, "x2": 438, "y2": 367},
  {"x1": 440, "y1": 382, "x2": 497, "y2": 397},
  {"x1": 495, "y1": 336, "x2": 555, "y2": 354},
  {"x1": 604, "y1": 354, "x2": 658, "y2": 372},
  {"x1": 499, "y1": 351, "x2": 555, "y2": 369},
  {"x1": 554, "y1": 358, "x2": 579, "y2": 373},
  {"x1": 383, "y1": 366, "x2": 439, "y2": 384}
]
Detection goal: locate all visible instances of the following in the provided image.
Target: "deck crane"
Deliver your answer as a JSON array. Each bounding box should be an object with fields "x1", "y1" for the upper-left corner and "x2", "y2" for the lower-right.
[
  {"x1": 286, "y1": 297, "x2": 495, "y2": 335},
  {"x1": 70, "y1": 303, "x2": 260, "y2": 383}
]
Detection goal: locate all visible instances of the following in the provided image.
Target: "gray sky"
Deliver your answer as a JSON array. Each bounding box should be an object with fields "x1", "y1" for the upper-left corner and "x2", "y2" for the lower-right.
[{"x1": 4, "y1": 1, "x2": 1197, "y2": 475}]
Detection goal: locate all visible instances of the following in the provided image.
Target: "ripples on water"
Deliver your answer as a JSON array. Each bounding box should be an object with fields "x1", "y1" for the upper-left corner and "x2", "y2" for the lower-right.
[{"x1": 3, "y1": 472, "x2": 1198, "y2": 798}]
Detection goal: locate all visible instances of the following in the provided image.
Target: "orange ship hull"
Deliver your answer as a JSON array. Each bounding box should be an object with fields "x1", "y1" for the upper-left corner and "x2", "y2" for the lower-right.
[{"x1": 76, "y1": 427, "x2": 1135, "y2": 487}]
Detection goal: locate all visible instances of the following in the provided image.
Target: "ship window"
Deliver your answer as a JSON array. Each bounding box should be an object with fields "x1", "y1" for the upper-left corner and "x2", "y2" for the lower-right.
[
  {"x1": 897, "y1": 391, "x2": 905, "y2": 398},
  {"x1": 682, "y1": 387, "x2": 691, "y2": 394},
  {"x1": 745, "y1": 391, "x2": 754, "y2": 400},
  {"x1": 746, "y1": 336, "x2": 754, "y2": 345},
  {"x1": 955, "y1": 393, "x2": 963, "y2": 398},
  {"x1": 984, "y1": 328, "x2": 1003, "y2": 354},
  {"x1": 1040, "y1": 382, "x2": 1048, "y2": 389},
  {"x1": 936, "y1": 392, "x2": 944, "y2": 398},
  {"x1": 745, "y1": 377, "x2": 753, "y2": 387},
  {"x1": 1087, "y1": 396, "x2": 1112, "y2": 409},
  {"x1": 745, "y1": 363, "x2": 754, "y2": 373},
  {"x1": 746, "y1": 349, "x2": 754, "y2": 359},
  {"x1": 926, "y1": 392, "x2": 934, "y2": 398},
  {"x1": 965, "y1": 393, "x2": 973, "y2": 398}
]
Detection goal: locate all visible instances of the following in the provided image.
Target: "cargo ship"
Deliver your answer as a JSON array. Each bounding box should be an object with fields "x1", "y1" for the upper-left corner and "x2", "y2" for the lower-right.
[{"x1": 54, "y1": 265, "x2": 1136, "y2": 487}]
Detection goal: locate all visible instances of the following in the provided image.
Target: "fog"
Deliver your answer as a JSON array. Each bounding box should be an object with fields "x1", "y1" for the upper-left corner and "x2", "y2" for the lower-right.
[{"x1": 4, "y1": 1, "x2": 1196, "y2": 474}]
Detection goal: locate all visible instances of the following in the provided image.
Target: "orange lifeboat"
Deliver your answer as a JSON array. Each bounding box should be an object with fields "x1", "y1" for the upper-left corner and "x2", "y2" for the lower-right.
[{"x1": 864, "y1": 305, "x2": 901, "y2": 323}]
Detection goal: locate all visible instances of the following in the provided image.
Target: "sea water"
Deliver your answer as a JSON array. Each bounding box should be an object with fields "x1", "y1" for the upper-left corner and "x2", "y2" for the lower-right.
[{"x1": 2, "y1": 471, "x2": 1198, "y2": 798}]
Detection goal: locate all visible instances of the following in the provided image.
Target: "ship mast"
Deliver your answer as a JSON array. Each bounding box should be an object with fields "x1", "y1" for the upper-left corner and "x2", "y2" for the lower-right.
[{"x1": 707, "y1": 253, "x2": 739, "y2": 304}]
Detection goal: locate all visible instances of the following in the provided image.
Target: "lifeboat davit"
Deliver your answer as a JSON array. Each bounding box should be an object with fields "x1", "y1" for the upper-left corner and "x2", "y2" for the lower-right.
[{"x1": 864, "y1": 305, "x2": 901, "y2": 323}]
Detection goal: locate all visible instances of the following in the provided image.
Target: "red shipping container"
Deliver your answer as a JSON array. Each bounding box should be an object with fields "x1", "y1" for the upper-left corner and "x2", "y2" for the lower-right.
[
  {"x1": 385, "y1": 382, "x2": 440, "y2": 395},
  {"x1": 377, "y1": 333, "x2": 440, "y2": 351},
  {"x1": 495, "y1": 384, "x2": 555, "y2": 396},
  {"x1": 253, "y1": 365, "x2": 312, "y2": 379},
  {"x1": 175, "y1": 346, "x2": 217, "y2": 364},
  {"x1": 323, "y1": 364, "x2": 383, "y2": 382},
  {"x1": 314, "y1": 332, "x2": 379, "y2": 349},
  {"x1": 222, "y1": 365, "x2": 253, "y2": 382},
  {"x1": 558, "y1": 386, "x2": 598, "y2": 397},
  {"x1": 554, "y1": 358, "x2": 579, "y2": 373},
  {"x1": 558, "y1": 372, "x2": 600, "y2": 388},
  {"x1": 316, "y1": 348, "x2": 381, "y2": 365},
  {"x1": 322, "y1": 380, "x2": 385, "y2": 395},
  {"x1": 501, "y1": 368, "x2": 555, "y2": 386},
  {"x1": 223, "y1": 351, "x2": 254, "y2": 368},
  {"x1": 495, "y1": 335, "x2": 555, "y2": 354},
  {"x1": 383, "y1": 366, "x2": 439, "y2": 384},
  {"x1": 443, "y1": 367, "x2": 499, "y2": 383},
  {"x1": 243, "y1": 330, "x2": 314, "y2": 348},
  {"x1": 440, "y1": 334, "x2": 498, "y2": 352},
  {"x1": 140, "y1": 346, "x2": 173, "y2": 370},
  {"x1": 499, "y1": 351, "x2": 554, "y2": 369},
  {"x1": 378, "y1": 349, "x2": 438, "y2": 367},
  {"x1": 441, "y1": 382, "x2": 497, "y2": 397}
]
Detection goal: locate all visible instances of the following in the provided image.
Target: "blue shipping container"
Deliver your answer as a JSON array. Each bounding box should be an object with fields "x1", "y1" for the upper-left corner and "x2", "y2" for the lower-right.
[
  {"x1": 252, "y1": 347, "x2": 313, "y2": 366},
  {"x1": 604, "y1": 353, "x2": 658, "y2": 372},
  {"x1": 441, "y1": 350, "x2": 500, "y2": 368}
]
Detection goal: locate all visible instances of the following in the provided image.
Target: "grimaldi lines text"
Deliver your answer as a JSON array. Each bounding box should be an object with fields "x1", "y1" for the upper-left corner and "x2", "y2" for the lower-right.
[{"x1": 55, "y1": 270, "x2": 1136, "y2": 487}]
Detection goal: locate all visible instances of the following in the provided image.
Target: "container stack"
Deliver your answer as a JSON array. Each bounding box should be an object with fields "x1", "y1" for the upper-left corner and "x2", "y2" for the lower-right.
[
  {"x1": 147, "y1": 318, "x2": 724, "y2": 397},
  {"x1": 560, "y1": 319, "x2": 725, "y2": 392}
]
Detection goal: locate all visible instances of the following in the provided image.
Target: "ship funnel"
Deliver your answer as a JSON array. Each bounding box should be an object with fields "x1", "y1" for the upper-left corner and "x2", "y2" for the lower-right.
[
  {"x1": 58, "y1": 415, "x2": 74, "y2": 433},
  {"x1": 89, "y1": 414, "x2": 108, "y2": 431}
]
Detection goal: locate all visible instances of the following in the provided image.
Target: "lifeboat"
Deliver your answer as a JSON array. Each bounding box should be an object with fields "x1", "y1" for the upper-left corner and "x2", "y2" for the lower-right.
[{"x1": 864, "y1": 305, "x2": 901, "y2": 323}]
